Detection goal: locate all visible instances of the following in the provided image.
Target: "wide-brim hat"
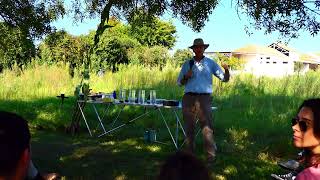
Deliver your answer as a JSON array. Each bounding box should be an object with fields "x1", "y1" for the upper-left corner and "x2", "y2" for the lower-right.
[{"x1": 189, "y1": 38, "x2": 209, "y2": 49}]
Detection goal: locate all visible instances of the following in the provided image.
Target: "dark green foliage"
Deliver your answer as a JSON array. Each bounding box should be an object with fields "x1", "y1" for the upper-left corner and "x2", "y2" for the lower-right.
[
  {"x1": 93, "y1": 37, "x2": 135, "y2": 72},
  {"x1": 170, "y1": 0, "x2": 218, "y2": 32},
  {"x1": 128, "y1": 9, "x2": 177, "y2": 48},
  {"x1": 0, "y1": 0, "x2": 65, "y2": 39},
  {"x1": 35, "y1": 17, "x2": 176, "y2": 73},
  {"x1": 72, "y1": 0, "x2": 320, "y2": 44},
  {"x1": 172, "y1": 49, "x2": 193, "y2": 67},
  {"x1": 89, "y1": 18, "x2": 141, "y2": 72},
  {"x1": 71, "y1": 0, "x2": 218, "y2": 45},
  {"x1": 38, "y1": 30, "x2": 88, "y2": 76},
  {"x1": 0, "y1": 23, "x2": 35, "y2": 72},
  {"x1": 215, "y1": 53, "x2": 245, "y2": 70},
  {"x1": 128, "y1": 46, "x2": 170, "y2": 69},
  {"x1": 238, "y1": 0, "x2": 320, "y2": 38}
]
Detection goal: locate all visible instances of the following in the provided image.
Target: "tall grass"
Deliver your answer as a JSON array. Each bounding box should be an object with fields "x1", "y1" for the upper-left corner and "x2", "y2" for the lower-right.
[{"x1": 1, "y1": 63, "x2": 319, "y2": 129}]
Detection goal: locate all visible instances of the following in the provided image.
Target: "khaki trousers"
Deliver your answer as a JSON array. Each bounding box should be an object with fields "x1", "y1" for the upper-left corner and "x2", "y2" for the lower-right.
[{"x1": 182, "y1": 93, "x2": 216, "y2": 160}]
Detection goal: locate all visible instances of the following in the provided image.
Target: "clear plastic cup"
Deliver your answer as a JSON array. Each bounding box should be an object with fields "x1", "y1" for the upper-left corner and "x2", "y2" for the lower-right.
[
  {"x1": 150, "y1": 90, "x2": 156, "y2": 104},
  {"x1": 121, "y1": 89, "x2": 126, "y2": 102},
  {"x1": 138, "y1": 90, "x2": 145, "y2": 104},
  {"x1": 128, "y1": 89, "x2": 132, "y2": 103},
  {"x1": 131, "y1": 89, "x2": 136, "y2": 103}
]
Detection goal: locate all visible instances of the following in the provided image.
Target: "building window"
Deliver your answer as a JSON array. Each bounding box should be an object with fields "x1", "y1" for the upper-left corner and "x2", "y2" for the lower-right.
[
  {"x1": 273, "y1": 62, "x2": 277, "y2": 64},
  {"x1": 283, "y1": 62, "x2": 288, "y2": 64},
  {"x1": 266, "y1": 61, "x2": 270, "y2": 64},
  {"x1": 266, "y1": 57, "x2": 270, "y2": 60}
]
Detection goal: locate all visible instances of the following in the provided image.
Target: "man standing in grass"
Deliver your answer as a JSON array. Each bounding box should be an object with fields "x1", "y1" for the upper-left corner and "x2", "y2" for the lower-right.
[{"x1": 177, "y1": 38, "x2": 230, "y2": 164}]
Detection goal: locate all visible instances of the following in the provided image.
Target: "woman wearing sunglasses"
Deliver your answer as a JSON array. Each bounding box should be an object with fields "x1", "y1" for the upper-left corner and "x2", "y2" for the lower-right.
[{"x1": 290, "y1": 98, "x2": 320, "y2": 179}]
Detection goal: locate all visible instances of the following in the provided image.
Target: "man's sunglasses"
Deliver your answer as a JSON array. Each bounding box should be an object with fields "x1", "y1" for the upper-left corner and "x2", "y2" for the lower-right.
[{"x1": 291, "y1": 117, "x2": 309, "y2": 132}]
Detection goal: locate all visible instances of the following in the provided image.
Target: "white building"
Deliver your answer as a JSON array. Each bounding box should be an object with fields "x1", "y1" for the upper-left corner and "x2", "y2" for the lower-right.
[
  {"x1": 232, "y1": 44, "x2": 294, "y2": 77},
  {"x1": 205, "y1": 42, "x2": 320, "y2": 77}
]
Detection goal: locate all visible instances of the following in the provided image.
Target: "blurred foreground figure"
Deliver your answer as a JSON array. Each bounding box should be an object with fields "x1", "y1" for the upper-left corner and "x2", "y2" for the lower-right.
[
  {"x1": 272, "y1": 98, "x2": 320, "y2": 180},
  {"x1": 0, "y1": 111, "x2": 60, "y2": 180},
  {"x1": 157, "y1": 151, "x2": 211, "y2": 180}
]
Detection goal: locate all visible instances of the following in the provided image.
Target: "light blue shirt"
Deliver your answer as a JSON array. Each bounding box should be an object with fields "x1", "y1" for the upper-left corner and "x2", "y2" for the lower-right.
[{"x1": 177, "y1": 56, "x2": 226, "y2": 94}]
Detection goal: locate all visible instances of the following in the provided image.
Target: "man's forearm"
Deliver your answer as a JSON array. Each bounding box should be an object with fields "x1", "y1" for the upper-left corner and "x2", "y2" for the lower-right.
[
  {"x1": 180, "y1": 75, "x2": 189, "y2": 85},
  {"x1": 223, "y1": 69, "x2": 230, "y2": 82}
]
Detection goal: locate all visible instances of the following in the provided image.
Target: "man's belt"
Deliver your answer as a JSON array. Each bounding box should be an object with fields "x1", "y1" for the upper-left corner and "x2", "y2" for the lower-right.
[{"x1": 185, "y1": 92, "x2": 211, "y2": 96}]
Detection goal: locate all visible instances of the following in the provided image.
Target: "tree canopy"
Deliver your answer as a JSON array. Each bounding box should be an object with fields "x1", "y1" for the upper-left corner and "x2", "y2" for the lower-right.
[
  {"x1": 1, "y1": 0, "x2": 320, "y2": 42},
  {"x1": 0, "y1": 22, "x2": 35, "y2": 71},
  {"x1": 128, "y1": 10, "x2": 177, "y2": 48},
  {"x1": 0, "y1": 0, "x2": 65, "y2": 39},
  {"x1": 71, "y1": 0, "x2": 218, "y2": 45},
  {"x1": 237, "y1": 0, "x2": 320, "y2": 38},
  {"x1": 69, "y1": 0, "x2": 320, "y2": 45}
]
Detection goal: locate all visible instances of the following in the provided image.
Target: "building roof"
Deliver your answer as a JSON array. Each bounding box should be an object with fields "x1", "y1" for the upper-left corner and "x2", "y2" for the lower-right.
[
  {"x1": 232, "y1": 44, "x2": 291, "y2": 61},
  {"x1": 268, "y1": 42, "x2": 299, "y2": 54},
  {"x1": 299, "y1": 53, "x2": 320, "y2": 64}
]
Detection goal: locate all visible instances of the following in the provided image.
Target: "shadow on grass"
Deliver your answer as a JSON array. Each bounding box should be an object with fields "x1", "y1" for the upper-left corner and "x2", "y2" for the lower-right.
[
  {"x1": 0, "y1": 80, "x2": 305, "y2": 179},
  {"x1": 31, "y1": 131, "x2": 172, "y2": 180}
]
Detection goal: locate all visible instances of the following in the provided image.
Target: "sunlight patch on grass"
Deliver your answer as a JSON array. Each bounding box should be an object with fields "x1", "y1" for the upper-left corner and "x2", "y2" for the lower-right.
[
  {"x1": 114, "y1": 174, "x2": 127, "y2": 180},
  {"x1": 120, "y1": 139, "x2": 138, "y2": 146},
  {"x1": 112, "y1": 149, "x2": 121, "y2": 153},
  {"x1": 214, "y1": 174, "x2": 227, "y2": 180},
  {"x1": 36, "y1": 111, "x2": 55, "y2": 121},
  {"x1": 226, "y1": 128, "x2": 249, "y2": 150},
  {"x1": 223, "y1": 165, "x2": 238, "y2": 175},
  {"x1": 72, "y1": 147, "x2": 97, "y2": 159},
  {"x1": 258, "y1": 152, "x2": 270, "y2": 162},
  {"x1": 101, "y1": 141, "x2": 115, "y2": 146},
  {"x1": 146, "y1": 145, "x2": 161, "y2": 152},
  {"x1": 135, "y1": 145, "x2": 142, "y2": 149},
  {"x1": 81, "y1": 163, "x2": 89, "y2": 167},
  {"x1": 59, "y1": 156, "x2": 67, "y2": 162}
]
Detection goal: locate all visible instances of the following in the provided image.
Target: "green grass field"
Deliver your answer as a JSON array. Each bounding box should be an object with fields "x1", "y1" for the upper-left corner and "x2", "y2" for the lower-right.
[{"x1": 1, "y1": 63, "x2": 320, "y2": 179}]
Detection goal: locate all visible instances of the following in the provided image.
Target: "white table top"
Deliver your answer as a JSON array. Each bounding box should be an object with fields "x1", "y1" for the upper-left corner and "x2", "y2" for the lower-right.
[{"x1": 78, "y1": 99, "x2": 217, "y2": 110}]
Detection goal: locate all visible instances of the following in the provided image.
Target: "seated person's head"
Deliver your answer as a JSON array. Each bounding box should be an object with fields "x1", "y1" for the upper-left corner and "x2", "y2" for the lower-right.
[
  {"x1": 0, "y1": 111, "x2": 31, "y2": 179},
  {"x1": 292, "y1": 98, "x2": 320, "y2": 149},
  {"x1": 157, "y1": 151, "x2": 211, "y2": 180},
  {"x1": 292, "y1": 98, "x2": 320, "y2": 166}
]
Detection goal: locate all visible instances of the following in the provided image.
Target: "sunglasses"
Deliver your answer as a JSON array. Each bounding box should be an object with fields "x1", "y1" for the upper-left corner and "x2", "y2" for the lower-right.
[{"x1": 291, "y1": 117, "x2": 309, "y2": 132}]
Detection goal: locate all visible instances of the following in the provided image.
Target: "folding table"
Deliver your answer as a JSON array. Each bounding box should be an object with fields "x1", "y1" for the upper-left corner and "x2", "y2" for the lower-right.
[{"x1": 77, "y1": 99, "x2": 217, "y2": 149}]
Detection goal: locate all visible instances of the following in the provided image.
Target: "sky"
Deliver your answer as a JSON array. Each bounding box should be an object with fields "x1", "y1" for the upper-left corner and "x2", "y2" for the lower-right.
[{"x1": 52, "y1": 1, "x2": 320, "y2": 54}]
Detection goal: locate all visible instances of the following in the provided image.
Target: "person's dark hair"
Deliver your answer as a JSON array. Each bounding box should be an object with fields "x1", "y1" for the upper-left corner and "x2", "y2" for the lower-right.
[
  {"x1": 0, "y1": 111, "x2": 31, "y2": 176},
  {"x1": 297, "y1": 98, "x2": 320, "y2": 167},
  {"x1": 157, "y1": 151, "x2": 211, "y2": 180},
  {"x1": 298, "y1": 98, "x2": 320, "y2": 138}
]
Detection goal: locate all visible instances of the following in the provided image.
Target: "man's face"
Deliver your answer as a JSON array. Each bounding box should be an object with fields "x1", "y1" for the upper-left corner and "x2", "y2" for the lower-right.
[{"x1": 192, "y1": 46, "x2": 205, "y2": 56}]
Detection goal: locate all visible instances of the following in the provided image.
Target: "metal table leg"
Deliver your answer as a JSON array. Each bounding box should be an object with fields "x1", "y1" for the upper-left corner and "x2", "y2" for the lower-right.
[
  {"x1": 92, "y1": 104, "x2": 107, "y2": 135},
  {"x1": 98, "y1": 108, "x2": 152, "y2": 137},
  {"x1": 158, "y1": 108, "x2": 178, "y2": 149},
  {"x1": 78, "y1": 101, "x2": 92, "y2": 137}
]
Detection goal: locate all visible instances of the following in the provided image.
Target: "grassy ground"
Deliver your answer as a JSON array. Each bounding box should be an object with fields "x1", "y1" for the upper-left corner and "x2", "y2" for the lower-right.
[
  {"x1": 1, "y1": 64, "x2": 320, "y2": 179},
  {"x1": 28, "y1": 95, "x2": 297, "y2": 180}
]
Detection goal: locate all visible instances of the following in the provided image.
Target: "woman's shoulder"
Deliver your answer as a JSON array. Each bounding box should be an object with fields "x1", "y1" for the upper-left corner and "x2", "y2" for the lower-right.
[{"x1": 296, "y1": 164, "x2": 320, "y2": 180}]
